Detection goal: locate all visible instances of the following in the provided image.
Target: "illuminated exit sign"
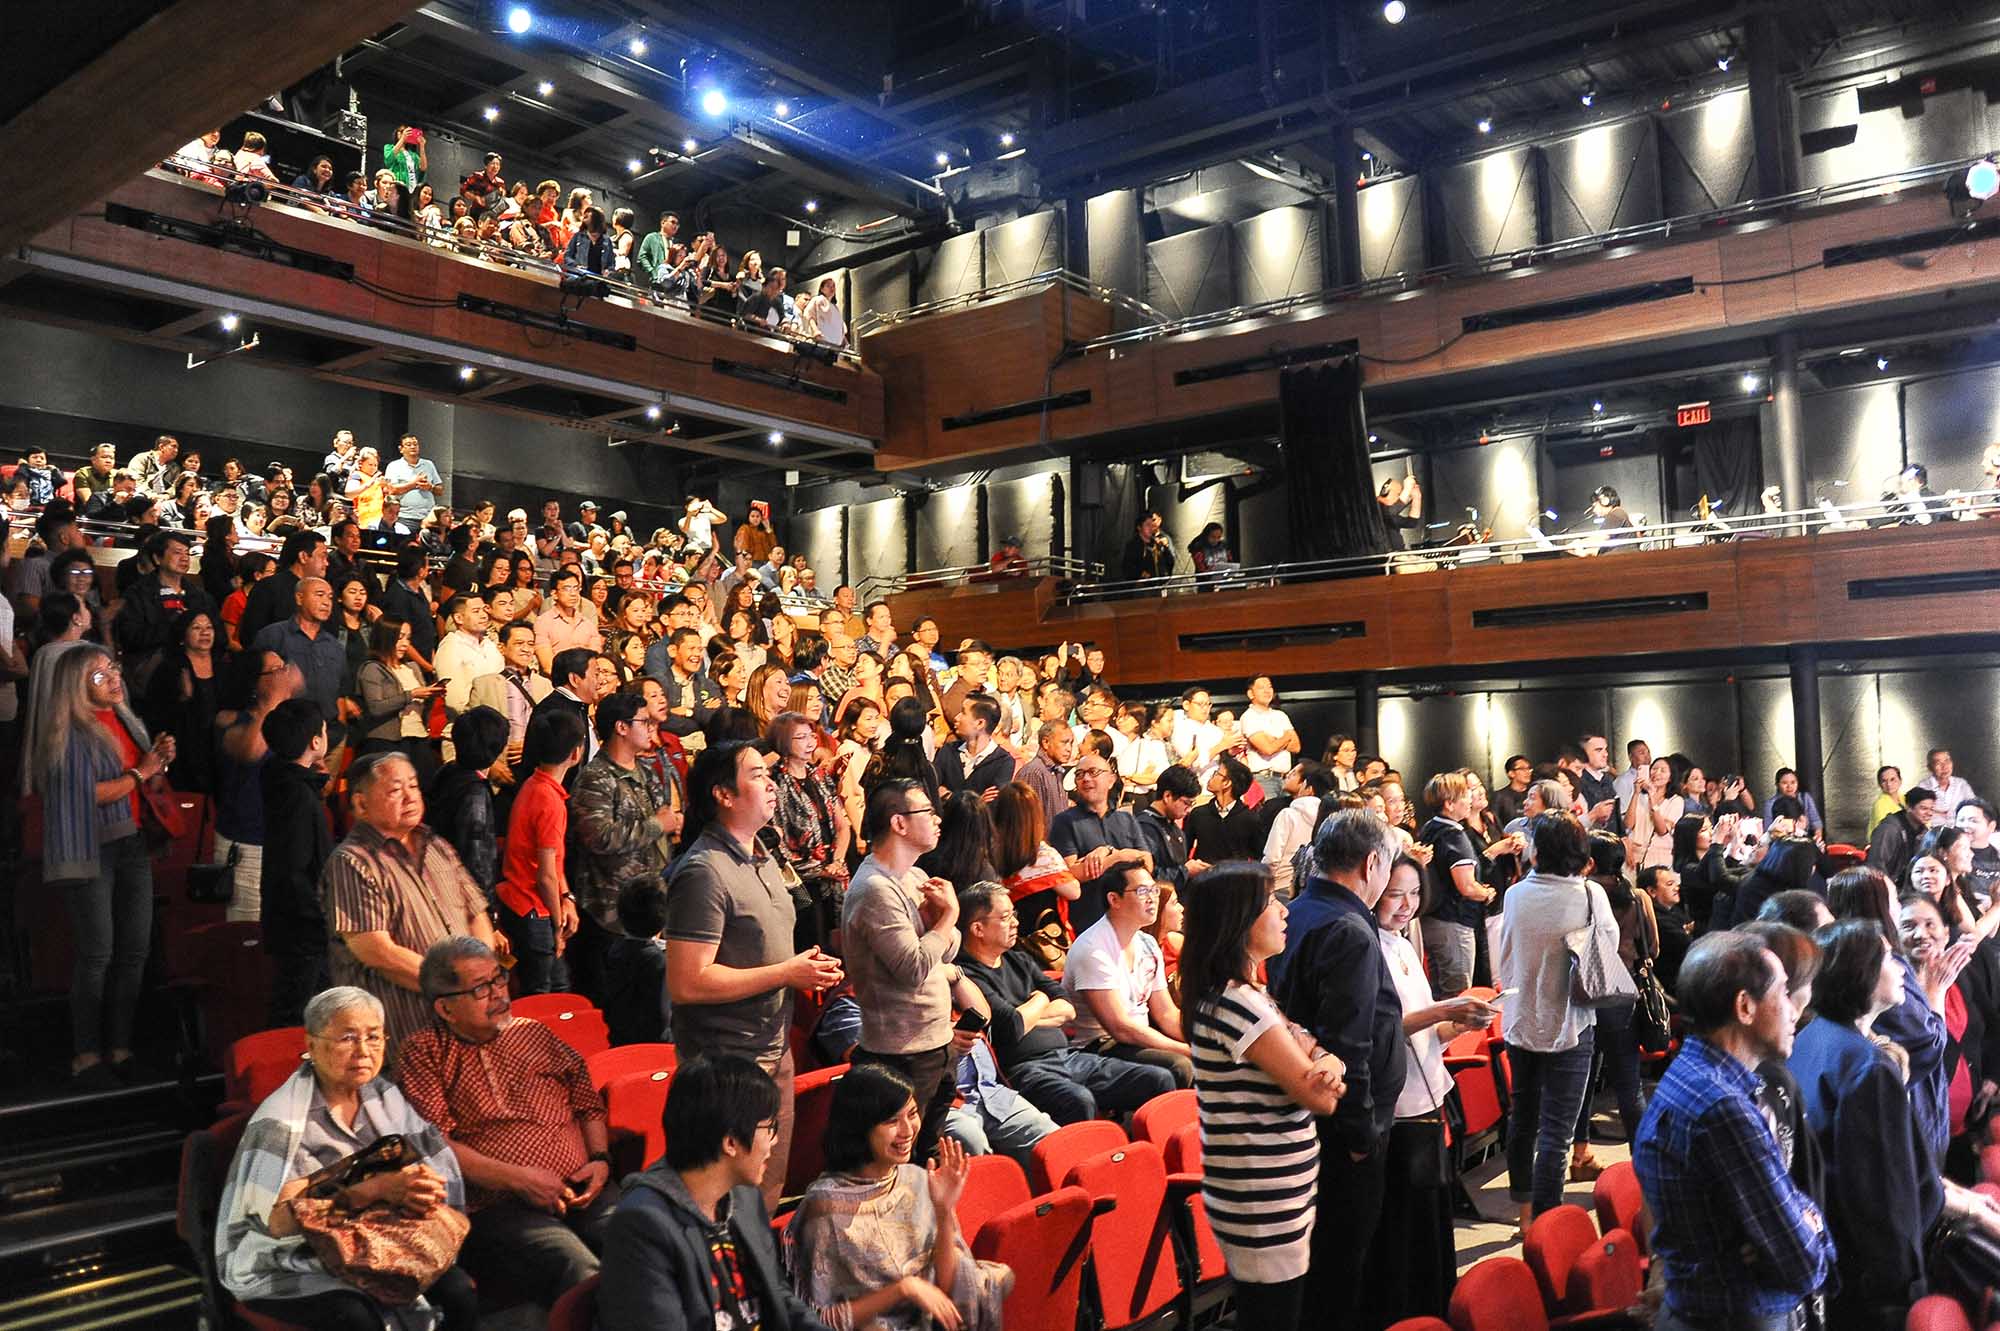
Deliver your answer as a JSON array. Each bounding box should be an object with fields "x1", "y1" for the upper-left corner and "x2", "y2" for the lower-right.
[{"x1": 1676, "y1": 401, "x2": 1712, "y2": 427}]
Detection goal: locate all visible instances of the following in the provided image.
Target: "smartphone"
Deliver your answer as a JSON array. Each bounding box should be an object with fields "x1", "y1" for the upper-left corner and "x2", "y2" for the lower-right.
[
  {"x1": 1493, "y1": 988, "x2": 1520, "y2": 1001},
  {"x1": 954, "y1": 1009, "x2": 989, "y2": 1034}
]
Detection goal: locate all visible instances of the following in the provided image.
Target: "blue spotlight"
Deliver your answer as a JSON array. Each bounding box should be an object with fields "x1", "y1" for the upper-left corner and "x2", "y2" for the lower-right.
[
  {"x1": 700, "y1": 88, "x2": 728, "y2": 117},
  {"x1": 505, "y1": 6, "x2": 532, "y2": 34}
]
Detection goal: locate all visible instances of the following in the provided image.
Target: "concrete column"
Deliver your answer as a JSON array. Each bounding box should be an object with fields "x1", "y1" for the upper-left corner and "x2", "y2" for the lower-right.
[
  {"x1": 1331, "y1": 124, "x2": 1363, "y2": 287},
  {"x1": 1354, "y1": 671, "x2": 1381, "y2": 760},
  {"x1": 1770, "y1": 331, "x2": 1806, "y2": 532},
  {"x1": 1788, "y1": 643, "x2": 1823, "y2": 808},
  {"x1": 1747, "y1": 13, "x2": 1799, "y2": 198}
]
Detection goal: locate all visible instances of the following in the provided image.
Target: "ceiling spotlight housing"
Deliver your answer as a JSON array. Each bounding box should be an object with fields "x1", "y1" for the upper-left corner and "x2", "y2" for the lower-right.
[
  {"x1": 628, "y1": 37, "x2": 647, "y2": 56},
  {"x1": 1382, "y1": 0, "x2": 1407, "y2": 23},
  {"x1": 505, "y1": 6, "x2": 532, "y2": 34},
  {"x1": 536, "y1": 80, "x2": 553, "y2": 97},
  {"x1": 219, "y1": 314, "x2": 239, "y2": 332},
  {"x1": 1476, "y1": 117, "x2": 1492, "y2": 134}
]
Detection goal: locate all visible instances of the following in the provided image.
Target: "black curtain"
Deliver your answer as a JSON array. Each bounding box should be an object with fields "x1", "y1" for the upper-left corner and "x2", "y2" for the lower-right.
[
  {"x1": 1691, "y1": 416, "x2": 1762, "y2": 520},
  {"x1": 1280, "y1": 359, "x2": 1390, "y2": 558}
]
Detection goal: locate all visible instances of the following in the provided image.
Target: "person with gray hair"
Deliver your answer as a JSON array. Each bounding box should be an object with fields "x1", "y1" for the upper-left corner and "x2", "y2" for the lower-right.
[
  {"x1": 217, "y1": 982, "x2": 476, "y2": 1328},
  {"x1": 395, "y1": 935, "x2": 618, "y2": 1311},
  {"x1": 321, "y1": 751, "x2": 498, "y2": 1048},
  {"x1": 1269, "y1": 810, "x2": 1409, "y2": 1328}
]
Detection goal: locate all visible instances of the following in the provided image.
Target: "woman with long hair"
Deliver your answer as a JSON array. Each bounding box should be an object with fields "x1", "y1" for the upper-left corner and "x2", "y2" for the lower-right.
[
  {"x1": 862, "y1": 696, "x2": 941, "y2": 811},
  {"x1": 747, "y1": 661, "x2": 793, "y2": 734},
  {"x1": 1725, "y1": 836, "x2": 1821, "y2": 930},
  {"x1": 329, "y1": 574, "x2": 373, "y2": 702},
  {"x1": 200, "y1": 513, "x2": 240, "y2": 605},
  {"x1": 1629, "y1": 753, "x2": 1690, "y2": 869},
  {"x1": 353, "y1": 615, "x2": 443, "y2": 781},
  {"x1": 1673, "y1": 811, "x2": 1743, "y2": 930},
  {"x1": 786, "y1": 1064, "x2": 1010, "y2": 1330},
  {"x1": 767, "y1": 611, "x2": 799, "y2": 673},
  {"x1": 766, "y1": 710, "x2": 850, "y2": 951},
  {"x1": 32, "y1": 646, "x2": 175, "y2": 1083},
  {"x1": 1896, "y1": 891, "x2": 1989, "y2": 1163},
  {"x1": 1179, "y1": 862, "x2": 1343, "y2": 1331},
  {"x1": 1571, "y1": 832, "x2": 1651, "y2": 1182},
  {"x1": 710, "y1": 650, "x2": 748, "y2": 711},
  {"x1": 138, "y1": 608, "x2": 223, "y2": 794},
  {"x1": 918, "y1": 789, "x2": 999, "y2": 890},
  {"x1": 991, "y1": 780, "x2": 1081, "y2": 941},
  {"x1": 726, "y1": 608, "x2": 768, "y2": 674},
  {"x1": 509, "y1": 551, "x2": 542, "y2": 618},
  {"x1": 834, "y1": 695, "x2": 884, "y2": 841}
]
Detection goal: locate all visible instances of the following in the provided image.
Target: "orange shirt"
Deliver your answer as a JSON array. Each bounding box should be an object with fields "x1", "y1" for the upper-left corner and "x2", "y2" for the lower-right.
[{"x1": 497, "y1": 769, "x2": 568, "y2": 918}]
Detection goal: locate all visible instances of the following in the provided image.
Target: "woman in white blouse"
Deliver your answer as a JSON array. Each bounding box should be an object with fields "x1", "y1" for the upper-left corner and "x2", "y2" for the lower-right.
[
  {"x1": 801, "y1": 276, "x2": 847, "y2": 349},
  {"x1": 1368, "y1": 854, "x2": 1500, "y2": 1327},
  {"x1": 1627, "y1": 754, "x2": 1686, "y2": 869}
]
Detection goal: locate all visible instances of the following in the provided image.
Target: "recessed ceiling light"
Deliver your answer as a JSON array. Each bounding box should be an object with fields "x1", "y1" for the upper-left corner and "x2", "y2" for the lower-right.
[
  {"x1": 1367, "y1": 432, "x2": 1379, "y2": 444},
  {"x1": 804, "y1": 199, "x2": 819, "y2": 213},
  {"x1": 1476, "y1": 116, "x2": 1492, "y2": 134},
  {"x1": 1360, "y1": 149, "x2": 1373, "y2": 162},
  {"x1": 681, "y1": 137, "x2": 698, "y2": 154},
  {"x1": 1591, "y1": 400, "x2": 1604, "y2": 414},
  {"x1": 1000, "y1": 132, "x2": 1016, "y2": 148},
  {"x1": 1382, "y1": 0, "x2": 1407, "y2": 23},
  {"x1": 218, "y1": 313, "x2": 239, "y2": 332},
  {"x1": 767, "y1": 431, "x2": 785, "y2": 446},
  {"x1": 627, "y1": 158, "x2": 643, "y2": 173},
  {"x1": 1741, "y1": 372, "x2": 1759, "y2": 392},
  {"x1": 1876, "y1": 355, "x2": 1890, "y2": 371},
  {"x1": 458, "y1": 365, "x2": 475, "y2": 381},
  {"x1": 536, "y1": 80, "x2": 553, "y2": 97},
  {"x1": 1716, "y1": 50, "x2": 1734, "y2": 71},
  {"x1": 645, "y1": 405, "x2": 661, "y2": 420},
  {"x1": 775, "y1": 101, "x2": 791, "y2": 118},
  {"x1": 505, "y1": 6, "x2": 532, "y2": 34},
  {"x1": 1580, "y1": 87, "x2": 1596, "y2": 107},
  {"x1": 482, "y1": 105, "x2": 499, "y2": 122},
  {"x1": 700, "y1": 88, "x2": 728, "y2": 117},
  {"x1": 935, "y1": 151, "x2": 952, "y2": 167},
  {"x1": 628, "y1": 37, "x2": 647, "y2": 57}
]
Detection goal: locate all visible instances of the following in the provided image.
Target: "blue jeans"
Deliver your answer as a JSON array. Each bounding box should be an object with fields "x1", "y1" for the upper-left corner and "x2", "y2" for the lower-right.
[
  {"x1": 499, "y1": 903, "x2": 567, "y2": 996},
  {"x1": 945, "y1": 1098, "x2": 1060, "y2": 1169},
  {"x1": 1577, "y1": 1003, "x2": 1647, "y2": 1143},
  {"x1": 1505, "y1": 1028, "x2": 1596, "y2": 1212},
  {"x1": 1010, "y1": 1047, "x2": 1178, "y2": 1123},
  {"x1": 61, "y1": 832, "x2": 153, "y2": 1058}
]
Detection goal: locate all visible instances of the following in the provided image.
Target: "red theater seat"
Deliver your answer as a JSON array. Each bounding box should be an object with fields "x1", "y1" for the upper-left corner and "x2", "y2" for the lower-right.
[
  {"x1": 585, "y1": 1042, "x2": 676, "y2": 1089},
  {"x1": 1448, "y1": 1256, "x2": 1550, "y2": 1331},
  {"x1": 972, "y1": 1186, "x2": 1096, "y2": 1331},
  {"x1": 1029, "y1": 1117, "x2": 1127, "y2": 1194},
  {"x1": 956, "y1": 1153, "x2": 1031, "y2": 1248},
  {"x1": 1065, "y1": 1141, "x2": 1183, "y2": 1331}
]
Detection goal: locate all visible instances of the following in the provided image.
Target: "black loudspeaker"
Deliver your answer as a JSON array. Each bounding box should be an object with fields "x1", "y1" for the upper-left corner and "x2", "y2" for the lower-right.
[{"x1": 1076, "y1": 464, "x2": 1104, "y2": 509}]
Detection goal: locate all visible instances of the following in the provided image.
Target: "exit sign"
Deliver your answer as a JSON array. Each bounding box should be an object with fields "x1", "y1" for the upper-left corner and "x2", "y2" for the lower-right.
[{"x1": 1676, "y1": 401, "x2": 1713, "y2": 427}]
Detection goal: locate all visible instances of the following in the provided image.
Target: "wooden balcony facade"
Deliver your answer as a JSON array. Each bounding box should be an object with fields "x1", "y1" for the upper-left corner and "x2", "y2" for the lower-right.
[{"x1": 883, "y1": 521, "x2": 2000, "y2": 686}]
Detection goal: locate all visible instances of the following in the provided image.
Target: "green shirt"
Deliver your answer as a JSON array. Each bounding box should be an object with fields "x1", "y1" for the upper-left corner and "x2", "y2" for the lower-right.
[
  {"x1": 637, "y1": 229, "x2": 675, "y2": 285},
  {"x1": 381, "y1": 142, "x2": 422, "y2": 190}
]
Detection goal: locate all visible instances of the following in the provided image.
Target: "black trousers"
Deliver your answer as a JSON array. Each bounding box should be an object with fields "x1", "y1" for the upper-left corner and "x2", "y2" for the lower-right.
[
  {"x1": 247, "y1": 1265, "x2": 476, "y2": 1330},
  {"x1": 1303, "y1": 1132, "x2": 1388, "y2": 1329},
  {"x1": 853, "y1": 1043, "x2": 958, "y2": 1164}
]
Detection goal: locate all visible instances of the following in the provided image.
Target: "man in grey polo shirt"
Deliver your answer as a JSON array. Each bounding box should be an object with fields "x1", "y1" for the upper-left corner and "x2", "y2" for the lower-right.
[
  {"x1": 663, "y1": 740, "x2": 843, "y2": 1208},
  {"x1": 251, "y1": 576, "x2": 355, "y2": 747}
]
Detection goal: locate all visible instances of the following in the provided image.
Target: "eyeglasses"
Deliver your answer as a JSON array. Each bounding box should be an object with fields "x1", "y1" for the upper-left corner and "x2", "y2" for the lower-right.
[
  {"x1": 89, "y1": 664, "x2": 123, "y2": 684},
  {"x1": 898, "y1": 804, "x2": 940, "y2": 820},
  {"x1": 313, "y1": 1031, "x2": 387, "y2": 1051},
  {"x1": 439, "y1": 975, "x2": 507, "y2": 1003}
]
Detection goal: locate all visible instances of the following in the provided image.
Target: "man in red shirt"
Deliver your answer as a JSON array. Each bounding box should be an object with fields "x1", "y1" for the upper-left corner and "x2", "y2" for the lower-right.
[
  {"x1": 496, "y1": 706, "x2": 587, "y2": 993},
  {"x1": 398, "y1": 935, "x2": 617, "y2": 1311}
]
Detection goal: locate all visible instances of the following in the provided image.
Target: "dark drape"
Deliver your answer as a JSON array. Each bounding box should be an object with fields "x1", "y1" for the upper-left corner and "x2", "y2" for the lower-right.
[
  {"x1": 1280, "y1": 359, "x2": 1391, "y2": 559},
  {"x1": 1692, "y1": 416, "x2": 1762, "y2": 520}
]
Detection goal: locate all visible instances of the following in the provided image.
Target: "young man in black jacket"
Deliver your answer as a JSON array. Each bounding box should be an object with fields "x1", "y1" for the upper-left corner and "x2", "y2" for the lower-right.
[
  {"x1": 257, "y1": 699, "x2": 333, "y2": 1027},
  {"x1": 599, "y1": 1056, "x2": 833, "y2": 1331}
]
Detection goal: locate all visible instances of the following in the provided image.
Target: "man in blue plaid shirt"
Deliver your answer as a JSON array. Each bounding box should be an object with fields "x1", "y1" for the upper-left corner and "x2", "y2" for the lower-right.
[{"x1": 1634, "y1": 931, "x2": 1833, "y2": 1331}]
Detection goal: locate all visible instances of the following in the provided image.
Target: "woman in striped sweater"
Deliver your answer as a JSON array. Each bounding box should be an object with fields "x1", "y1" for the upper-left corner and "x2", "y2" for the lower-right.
[{"x1": 1179, "y1": 862, "x2": 1347, "y2": 1331}]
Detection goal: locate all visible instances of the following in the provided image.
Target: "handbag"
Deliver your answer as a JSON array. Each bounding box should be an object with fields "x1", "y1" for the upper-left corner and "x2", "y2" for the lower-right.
[
  {"x1": 1566, "y1": 885, "x2": 1638, "y2": 1010},
  {"x1": 187, "y1": 842, "x2": 239, "y2": 904},
  {"x1": 290, "y1": 1135, "x2": 470, "y2": 1306},
  {"x1": 1630, "y1": 893, "x2": 1673, "y2": 1053},
  {"x1": 137, "y1": 774, "x2": 193, "y2": 852},
  {"x1": 1398, "y1": 1036, "x2": 1457, "y2": 1187}
]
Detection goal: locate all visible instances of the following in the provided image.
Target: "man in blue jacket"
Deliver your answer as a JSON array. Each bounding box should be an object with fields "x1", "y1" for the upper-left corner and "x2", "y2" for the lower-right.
[{"x1": 599, "y1": 1056, "x2": 834, "y2": 1331}]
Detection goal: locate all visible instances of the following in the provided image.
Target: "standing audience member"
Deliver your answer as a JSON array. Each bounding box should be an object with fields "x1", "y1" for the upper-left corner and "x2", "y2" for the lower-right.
[
  {"x1": 424, "y1": 708, "x2": 508, "y2": 903},
  {"x1": 1417, "y1": 770, "x2": 1493, "y2": 997},
  {"x1": 1633, "y1": 932, "x2": 1834, "y2": 1331},
  {"x1": 1048, "y1": 750, "x2": 1152, "y2": 933},
  {"x1": 843, "y1": 780, "x2": 963, "y2": 1163},
  {"x1": 1272, "y1": 812, "x2": 1406, "y2": 1328},
  {"x1": 258, "y1": 699, "x2": 333, "y2": 1027},
  {"x1": 494, "y1": 707, "x2": 587, "y2": 994},
  {"x1": 1063, "y1": 863, "x2": 1194, "y2": 1087},
  {"x1": 1238, "y1": 675, "x2": 1300, "y2": 798},
  {"x1": 1181, "y1": 862, "x2": 1345, "y2": 1330},
  {"x1": 1870, "y1": 788, "x2": 1939, "y2": 885},
  {"x1": 568, "y1": 691, "x2": 680, "y2": 1002},
  {"x1": 397, "y1": 936, "x2": 615, "y2": 1311},
  {"x1": 1185, "y1": 757, "x2": 1263, "y2": 864},
  {"x1": 666, "y1": 741, "x2": 844, "y2": 1208},
  {"x1": 1916, "y1": 748, "x2": 1977, "y2": 816},
  {"x1": 1138, "y1": 764, "x2": 1209, "y2": 892},
  {"x1": 251, "y1": 577, "x2": 352, "y2": 749}
]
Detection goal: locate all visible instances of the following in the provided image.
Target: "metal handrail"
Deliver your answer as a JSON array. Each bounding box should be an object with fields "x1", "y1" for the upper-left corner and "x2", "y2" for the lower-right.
[
  {"x1": 146, "y1": 158, "x2": 864, "y2": 363},
  {"x1": 1063, "y1": 488, "x2": 2000, "y2": 603},
  {"x1": 857, "y1": 554, "x2": 1103, "y2": 601},
  {"x1": 851, "y1": 268, "x2": 1168, "y2": 338}
]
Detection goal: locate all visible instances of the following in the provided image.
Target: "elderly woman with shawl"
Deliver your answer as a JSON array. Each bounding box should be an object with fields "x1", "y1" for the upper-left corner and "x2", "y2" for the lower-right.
[
  {"x1": 786, "y1": 1063, "x2": 1011, "y2": 1331},
  {"x1": 216, "y1": 986, "x2": 476, "y2": 1330}
]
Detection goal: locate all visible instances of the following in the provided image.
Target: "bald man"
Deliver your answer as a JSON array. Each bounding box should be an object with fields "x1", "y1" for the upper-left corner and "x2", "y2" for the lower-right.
[{"x1": 252, "y1": 575, "x2": 357, "y2": 744}]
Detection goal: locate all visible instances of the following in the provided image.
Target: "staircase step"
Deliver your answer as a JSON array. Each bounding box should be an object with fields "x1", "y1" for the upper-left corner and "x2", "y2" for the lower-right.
[
  {"x1": 0, "y1": 1128, "x2": 187, "y2": 1214},
  {"x1": 0, "y1": 1184, "x2": 179, "y2": 1277},
  {"x1": 0, "y1": 1262, "x2": 200, "y2": 1331}
]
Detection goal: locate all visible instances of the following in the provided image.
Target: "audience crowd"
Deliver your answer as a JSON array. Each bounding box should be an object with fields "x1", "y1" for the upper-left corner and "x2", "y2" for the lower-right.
[{"x1": 7, "y1": 427, "x2": 2000, "y2": 1331}]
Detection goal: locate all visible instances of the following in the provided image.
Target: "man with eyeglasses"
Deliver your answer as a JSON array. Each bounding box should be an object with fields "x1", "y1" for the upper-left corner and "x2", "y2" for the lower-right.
[
  {"x1": 1491, "y1": 753, "x2": 1535, "y2": 826},
  {"x1": 397, "y1": 935, "x2": 616, "y2": 1312},
  {"x1": 843, "y1": 779, "x2": 980, "y2": 1164},
  {"x1": 1062, "y1": 862, "x2": 1193, "y2": 1087},
  {"x1": 1049, "y1": 752, "x2": 1153, "y2": 933}
]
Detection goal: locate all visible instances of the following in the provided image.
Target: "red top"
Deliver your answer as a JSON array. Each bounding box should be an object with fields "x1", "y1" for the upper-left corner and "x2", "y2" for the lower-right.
[
  {"x1": 97, "y1": 708, "x2": 142, "y2": 822},
  {"x1": 497, "y1": 769, "x2": 568, "y2": 919}
]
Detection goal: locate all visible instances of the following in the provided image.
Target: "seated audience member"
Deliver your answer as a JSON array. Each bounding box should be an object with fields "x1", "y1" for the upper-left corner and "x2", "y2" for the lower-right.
[
  {"x1": 598, "y1": 1055, "x2": 833, "y2": 1331},
  {"x1": 1185, "y1": 756, "x2": 1264, "y2": 865},
  {"x1": 1048, "y1": 750, "x2": 1153, "y2": 933},
  {"x1": 603, "y1": 878, "x2": 671, "y2": 1047},
  {"x1": 424, "y1": 707, "x2": 509, "y2": 903},
  {"x1": 1916, "y1": 748, "x2": 1978, "y2": 817},
  {"x1": 397, "y1": 936, "x2": 616, "y2": 1309},
  {"x1": 494, "y1": 706, "x2": 588, "y2": 994},
  {"x1": 1959, "y1": 798, "x2": 2000, "y2": 907},
  {"x1": 1790, "y1": 918, "x2": 2000, "y2": 1325},
  {"x1": 957, "y1": 881, "x2": 1174, "y2": 1120},
  {"x1": 1062, "y1": 862, "x2": 1194, "y2": 1087},
  {"x1": 1641, "y1": 865, "x2": 1696, "y2": 993},
  {"x1": 1757, "y1": 888, "x2": 1834, "y2": 933},
  {"x1": 1632, "y1": 932, "x2": 1833, "y2": 1331},
  {"x1": 258, "y1": 699, "x2": 334, "y2": 1027},
  {"x1": 322, "y1": 751, "x2": 500, "y2": 1048},
  {"x1": 785, "y1": 1064, "x2": 1012, "y2": 1331},
  {"x1": 1871, "y1": 787, "x2": 1939, "y2": 884},
  {"x1": 216, "y1": 986, "x2": 476, "y2": 1329}
]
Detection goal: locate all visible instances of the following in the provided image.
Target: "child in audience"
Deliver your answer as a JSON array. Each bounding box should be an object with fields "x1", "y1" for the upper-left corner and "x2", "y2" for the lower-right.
[{"x1": 602, "y1": 877, "x2": 671, "y2": 1046}]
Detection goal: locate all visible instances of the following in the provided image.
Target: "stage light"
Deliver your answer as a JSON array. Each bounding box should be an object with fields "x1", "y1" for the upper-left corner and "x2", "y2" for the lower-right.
[
  {"x1": 1967, "y1": 159, "x2": 2000, "y2": 201},
  {"x1": 1367, "y1": 432, "x2": 1379, "y2": 444},
  {"x1": 1476, "y1": 117, "x2": 1492, "y2": 134},
  {"x1": 1580, "y1": 87, "x2": 1596, "y2": 107},
  {"x1": 1591, "y1": 400, "x2": 1604, "y2": 414},
  {"x1": 628, "y1": 37, "x2": 647, "y2": 56},
  {"x1": 536, "y1": 80, "x2": 554, "y2": 96},
  {"x1": 627, "y1": 158, "x2": 643, "y2": 173},
  {"x1": 804, "y1": 199, "x2": 818, "y2": 213},
  {"x1": 768, "y1": 431, "x2": 785, "y2": 446},
  {"x1": 482, "y1": 105, "x2": 499, "y2": 122},
  {"x1": 1876, "y1": 355, "x2": 1890, "y2": 371},
  {"x1": 645, "y1": 405, "x2": 661, "y2": 421},
  {"x1": 935, "y1": 151, "x2": 952, "y2": 167},
  {"x1": 681, "y1": 138, "x2": 698, "y2": 154},
  {"x1": 219, "y1": 314, "x2": 239, "y2": 332},
  {"x1": 775, "y1": 100, "x2": 791, "y2": 118},
  {"x1": 505, "y1": 6, "x2": 532, "y2": 34},
  {"x1": 700, "y1": 88, "x2": 728, "y2": 117},
  {"x1": 1360, "y1": 149, "x2": 1373, "y2": 162},
  {"x1": 1716, "y1": 49, "x2": 1734, "y2": 71},
  {"x1": 1000, "y1": 132, "x2": 1016, "y2": 148},
  {"x1": 458, "y1": 365, "x2": 475, "y2": 381},
  {"x1": 1382, "y1": 1, "x2": 1407, "y2": 23},
  {"x1": 1741, "y1": 372, "x2": 1759, "y2": 392}
]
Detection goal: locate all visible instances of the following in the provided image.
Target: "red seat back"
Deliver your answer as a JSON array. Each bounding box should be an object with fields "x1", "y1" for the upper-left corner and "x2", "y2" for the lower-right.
[
  {"x1": 585, "y1": 1043, "x2": 677, "y2": 1090},
  {"x1": 1591, "y1": 1161, "x2": 1650, "y2": 1255},
  {"x1": 1030, "y1": 1118, "x2": 1128, "y2": 1194},
  {"x1": 226, "y1": 1027, "x2": 307, "y2": 1106},
  {"x1": 1065, "y1": 1142, "x2": 1182, "y2": 1331},
  {"x1": 1130, "y1": 1088, "x2": 1197, "y2": 1149},
  {"x1": 187, "y1": 922, "x2": 274, "y2": 1063},
  {"x1": 1571, "y1": 1228, "x2": 1644, "y2": 1315},
  {"x1": 1524, "y1": 1205, "x2": 1601, "y2": 1315},
  {"x1": 1385, "y1": 1320, "x2": 1453, "y2": 1331},
  {"x1": 972, "y1": 1186, "x2": 1094, "y2": 1331},
  {"x1": 515, "y1": 997, "x2": 610, "y2": 1059},
  {"x1": 785, "y1": 1063, "x2": 850, "y2": 1195},
  {"x1": 604, "y1": 1068, "x2": 675, "y2": 1174},
  {"x1": 957, "y1": 1153, "x2": 1032, "y2": 1248},
  {"x1": 548, "y1": 1271, "x2": 600, "y2": 1331},
  {"x1": 512, "y1": 992, "x2": 599, "y2": 1020},
  {"x1": 1453, "y1": 1061, "x2": 1504, "y2": 1138},
  {"x1": 1905, "y1": 1294, "x2": 1975, "y2": 1331},
  {"x1": 1163, "y1": 1121, "x2": 1201, "y2": 1176},
  {"x1": 1448, "y1": 1256, "x2": 1550, "y2": 1331}
]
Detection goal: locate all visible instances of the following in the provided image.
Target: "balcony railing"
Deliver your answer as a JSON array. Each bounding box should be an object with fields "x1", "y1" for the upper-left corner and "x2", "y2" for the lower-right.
[
  {"x1": 857, "y1": 555, "x2": 1102, "y2": 602},
  {"x1": 1063, "y1": 487, "x2": 2000, "y2": 603},
  {"x1": 149, "y1": 157, "x2": 863, "y2": 364}
]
